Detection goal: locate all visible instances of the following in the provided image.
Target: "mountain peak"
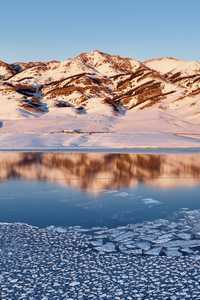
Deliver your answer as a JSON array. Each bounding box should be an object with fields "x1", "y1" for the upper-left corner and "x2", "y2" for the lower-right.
[{"x1": 0, "y1": 51, "x2": 200, "y2": 124}]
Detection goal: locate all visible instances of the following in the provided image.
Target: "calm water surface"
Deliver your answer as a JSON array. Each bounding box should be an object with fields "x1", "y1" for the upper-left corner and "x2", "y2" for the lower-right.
[{"x1": 0, "y1": 152, "x2": 200, "y2": 228}]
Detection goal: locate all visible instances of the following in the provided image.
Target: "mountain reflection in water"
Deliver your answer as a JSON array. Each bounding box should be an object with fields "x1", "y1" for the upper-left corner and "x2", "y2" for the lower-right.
[{"x1": 0, "y1": 152, "x2": 200, "y2": 195}]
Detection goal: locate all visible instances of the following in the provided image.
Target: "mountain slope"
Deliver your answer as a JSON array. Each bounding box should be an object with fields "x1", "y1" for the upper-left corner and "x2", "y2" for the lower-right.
[
  {"x1": 0, "y1": 60, "x2": 16, "y2": 80},
  {"x1": 0, "y1": 51, "x2": 200, "y2": 149},
  {"x1": 144, "y1": 57, "x2": 200, "y2": 94},
  {"x1": 0, "y1": 50, "x2": 188, "y2": 116}
]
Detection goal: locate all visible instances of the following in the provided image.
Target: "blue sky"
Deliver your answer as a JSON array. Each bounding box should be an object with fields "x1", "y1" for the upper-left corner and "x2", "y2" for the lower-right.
[{"x1": 1, "y1": 0, "x2": 200, "y2": 62}]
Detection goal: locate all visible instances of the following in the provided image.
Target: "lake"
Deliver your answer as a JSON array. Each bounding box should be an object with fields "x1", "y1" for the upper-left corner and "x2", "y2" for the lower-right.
[{"x1": 0, "y1": 152, "x2": 200, "y2": 228}]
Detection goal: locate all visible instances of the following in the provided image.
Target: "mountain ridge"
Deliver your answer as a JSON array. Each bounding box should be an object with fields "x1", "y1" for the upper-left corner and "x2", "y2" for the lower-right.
[{"x1": 0, "y1": 50, "x2": 200, "y2": 131}]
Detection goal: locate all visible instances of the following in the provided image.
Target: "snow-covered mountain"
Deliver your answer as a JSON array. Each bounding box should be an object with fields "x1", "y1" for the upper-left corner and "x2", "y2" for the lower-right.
[
  {"x1": 0, "y1": 60, "x2": 16, "y2": 80},
  {"x1": 144, "y1": 57, "x2": 200, "y2": 124},
  {"x1": 145, "y1": 57, "x2": 200, "y2": 95},
  {"x1": 0, "y1": 51, "x2": 200, "y2": 149},
  {"x1": 0, "y1": 50, "x2": 188, "y2": 116}
]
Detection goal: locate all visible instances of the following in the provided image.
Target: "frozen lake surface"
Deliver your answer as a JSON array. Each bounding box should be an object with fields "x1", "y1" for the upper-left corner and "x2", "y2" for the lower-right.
[
  {"x1": 1, "y1": 152, "x2": 200, "y2": 298},
  {"x1": 0, "y1": 152, "x2": 200, "y2": 228}
]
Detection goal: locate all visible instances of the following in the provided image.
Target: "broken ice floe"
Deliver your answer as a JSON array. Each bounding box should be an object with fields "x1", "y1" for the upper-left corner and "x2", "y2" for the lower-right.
[
  {"x1": 114, "y1": 192, "x2": 129, "y2": 197},
  {"x1": 145, "y1": 247, "x2": 162, "y2": 256},
  {"x1": 43, "y1": 209, "x2": 200, "y2": 257},
  {"x1": 104, "y1": 190, "x2": 118, "y2": 194},
  {"x1": 94, "y1": 242, "x2": 116, "y2": 253},
  {"x1": 1, "y1": 221, "x2": 200, "y2": 299},
  {"x1": 87, "y1": 209, "x2": 200, "y2": 257},
  {"x1": 176, "y1": 233, "x2": 192, "y2": 240},
  {"x1": 142, "y1": 198, "x2": 161, "y2": 205},
  {"x1": 47, "y1": 226, "x2": 68, "y2": 233}
]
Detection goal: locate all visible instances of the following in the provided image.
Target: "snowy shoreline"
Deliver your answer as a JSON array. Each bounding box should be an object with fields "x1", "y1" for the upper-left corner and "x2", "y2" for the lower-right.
[{"x1": 1, "y1": 105, "x2": 200, "y2": 151}]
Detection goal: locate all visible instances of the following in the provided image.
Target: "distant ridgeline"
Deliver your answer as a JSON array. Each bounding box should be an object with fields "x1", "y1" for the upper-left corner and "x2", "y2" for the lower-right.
[{"x1": 0, "y1": 51, "x2": 200, "y2": 123}]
